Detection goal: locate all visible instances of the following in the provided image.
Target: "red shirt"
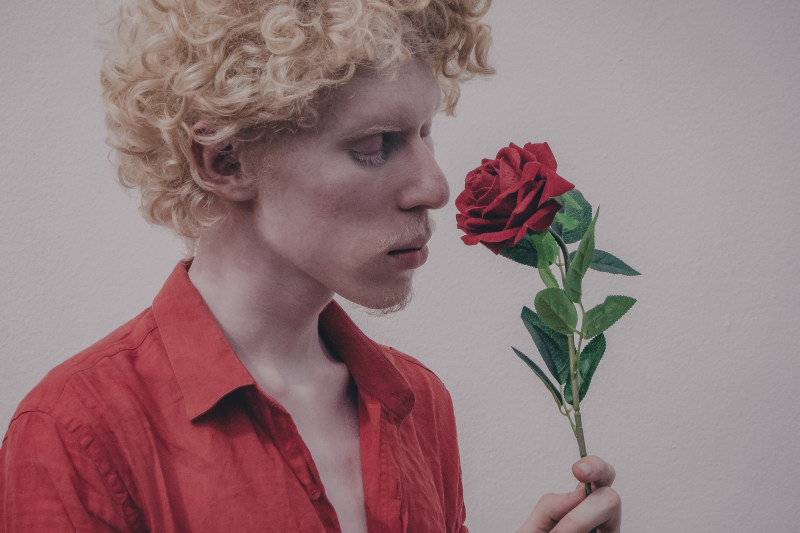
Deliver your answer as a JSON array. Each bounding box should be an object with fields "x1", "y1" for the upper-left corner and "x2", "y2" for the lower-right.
[{"x1": 1, "y1": 261, "x2": 467, "y2": 532}]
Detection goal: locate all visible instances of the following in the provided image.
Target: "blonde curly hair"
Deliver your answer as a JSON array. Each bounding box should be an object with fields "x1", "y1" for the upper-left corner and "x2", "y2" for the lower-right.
[{"x1": 101, "y1": 0, "x2": 494, "y2": 243}]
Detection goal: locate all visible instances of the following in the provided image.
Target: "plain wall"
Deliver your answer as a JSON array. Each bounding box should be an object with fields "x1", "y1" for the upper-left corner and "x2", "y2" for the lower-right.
[{"x1": 2, "y1": 1, "x2": 799, "y2": 531}]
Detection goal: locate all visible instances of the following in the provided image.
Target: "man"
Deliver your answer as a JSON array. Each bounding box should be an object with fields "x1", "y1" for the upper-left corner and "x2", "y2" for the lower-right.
[{"x1": 1, "y1": 1, "x2": 620, "y2": 531}]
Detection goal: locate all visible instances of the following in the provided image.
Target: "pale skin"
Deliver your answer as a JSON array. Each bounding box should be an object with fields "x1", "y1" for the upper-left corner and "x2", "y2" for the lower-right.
[{"x1": 190, "y1": 58, "x2": 621, "y2": 533}]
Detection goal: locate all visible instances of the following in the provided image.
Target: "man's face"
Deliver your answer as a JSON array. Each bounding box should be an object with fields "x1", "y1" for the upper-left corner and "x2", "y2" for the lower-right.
[{"x1": 238, "y1": 59, "x2": 449, "y2": 310}]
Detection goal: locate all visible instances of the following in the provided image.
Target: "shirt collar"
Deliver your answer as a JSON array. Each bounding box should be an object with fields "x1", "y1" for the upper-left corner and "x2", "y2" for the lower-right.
[
  {"x1": 152, "y1": 260, "x2": 256, "y2": 421},
  {"x1": 152, "y1": 260, "x2": 415, "y2": 422},
  {"x1": 319, "y1": 301, "x2": 415, "y2": 420}
]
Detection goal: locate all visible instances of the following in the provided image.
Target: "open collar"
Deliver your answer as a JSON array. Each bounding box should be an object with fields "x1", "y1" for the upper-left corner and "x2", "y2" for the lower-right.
[{"x1": 152, "y1": 260, "x2": 415, "y2": 422}]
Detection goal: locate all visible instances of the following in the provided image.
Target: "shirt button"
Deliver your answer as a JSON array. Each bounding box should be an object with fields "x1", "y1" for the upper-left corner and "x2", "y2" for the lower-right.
[{"x1": 309, "y1": 487, "x2": 322, "y2": 500}]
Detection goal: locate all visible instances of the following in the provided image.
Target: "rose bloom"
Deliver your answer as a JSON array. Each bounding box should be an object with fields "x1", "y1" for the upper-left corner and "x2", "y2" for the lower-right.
[{"x1": 455, "y1": 142, "x2": 575, "y2": 254}]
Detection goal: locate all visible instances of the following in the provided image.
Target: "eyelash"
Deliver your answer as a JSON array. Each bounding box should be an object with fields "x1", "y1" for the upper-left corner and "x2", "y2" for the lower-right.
[
  {"x1": 351, "y1": 133, "x2": 397, "y2": 167},
  {"x1": 351, "y1": 150, "x2": 389, "y2": 167}
]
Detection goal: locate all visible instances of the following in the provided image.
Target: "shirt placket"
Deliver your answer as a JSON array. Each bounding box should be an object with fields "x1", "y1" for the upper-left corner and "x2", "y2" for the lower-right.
[
  {"x1": 383, "y1": 409, "x2": 408, "y2": 533},
  {"x1": 247, "y1": 388, "x2": 342, "y2": 532},
  {"x1": 360, "y1": 396, "x2": 408, "y2": 533}
]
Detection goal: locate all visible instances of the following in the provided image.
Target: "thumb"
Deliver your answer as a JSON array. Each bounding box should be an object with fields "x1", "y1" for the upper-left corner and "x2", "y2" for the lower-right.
[{"x1": 515, "y1": 486, "x2": 586, "y2": 533}]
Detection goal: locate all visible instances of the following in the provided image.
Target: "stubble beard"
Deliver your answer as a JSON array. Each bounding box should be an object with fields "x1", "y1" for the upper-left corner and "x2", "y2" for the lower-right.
[
  {"x1": 355, "y1": 215, "x2": 433, "y2": 315},
  {"x1": 363, "y1": 280, "x2": 414, "y2": 316},
  {"x1": 376, "y1": 215, "x2": 434, "y2": 253}
]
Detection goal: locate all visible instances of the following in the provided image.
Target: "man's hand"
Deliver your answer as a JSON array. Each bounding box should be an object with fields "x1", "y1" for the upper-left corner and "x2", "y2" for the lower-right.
[{"x1": 515, "y1": 456, "x2": 621, "y2": 533}]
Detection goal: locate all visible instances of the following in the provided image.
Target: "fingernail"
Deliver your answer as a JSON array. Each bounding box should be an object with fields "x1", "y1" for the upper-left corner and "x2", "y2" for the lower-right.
[{"x1": 576, "y1": 462, "x2": 592, "y2": 477}]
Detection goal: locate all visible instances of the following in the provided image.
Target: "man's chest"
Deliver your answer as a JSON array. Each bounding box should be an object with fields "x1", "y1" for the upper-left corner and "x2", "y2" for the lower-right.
[
  {"x1": 283, "y1": 384, "x2": 369, "y2": 533},
  {"x1": 109, "y1": 391, "x2": 449, "y2": 533}
]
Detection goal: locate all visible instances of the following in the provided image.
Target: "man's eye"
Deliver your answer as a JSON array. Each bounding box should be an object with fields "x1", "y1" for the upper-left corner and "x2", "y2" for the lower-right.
[
  {"x1": 350, "y1": 133, "x2": 398, "y2": 167},
  {"x1": 351, "y1": 149, "x2": 388, "y2": 167}
]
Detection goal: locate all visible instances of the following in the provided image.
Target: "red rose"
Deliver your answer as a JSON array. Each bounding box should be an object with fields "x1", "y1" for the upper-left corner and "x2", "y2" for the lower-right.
[{"x1": 455, "y1": 142, "x2": 575, "y2": 254}]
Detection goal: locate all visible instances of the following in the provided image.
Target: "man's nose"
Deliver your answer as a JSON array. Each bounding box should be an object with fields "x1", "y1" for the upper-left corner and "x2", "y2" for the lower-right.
[{"x1": 397, "y1": 140, "x2": 450, "y2": 211}]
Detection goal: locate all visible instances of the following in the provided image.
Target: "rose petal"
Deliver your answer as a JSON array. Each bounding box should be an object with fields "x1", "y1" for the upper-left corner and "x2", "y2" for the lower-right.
[
  {"x1": 522, "y1": 199, "x2": 563, "y2": 231},
  {"x1": 482, "y1": 241, "x2": 507, "y2": 254},
  {"x1": 523, "y1": 142, "x2": 558, "y2": 171},
  {"x1": 538, "y1": 169, "x2": 574, "y2": 206},
  {"x1": 497, "y1": 159, "x2": 521, "y2": 190},
  {"x1": 507, "y1": 186, "x2": 542, "y2": 227},
  {"x1": 456, "y1": 141, "x2": 575, "y2": 255},
  {"x1": 460, "y1": 217, "x2": 509, "y2": 232},
  {"x1": 463, "y1": 226, "x2": 518, "y2": 243}
]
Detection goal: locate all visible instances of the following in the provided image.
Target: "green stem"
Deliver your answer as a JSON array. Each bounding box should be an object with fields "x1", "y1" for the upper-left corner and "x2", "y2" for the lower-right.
[
  {"x1": 549, "y1": 229, "x2": 571, "y2": 274},
  {"x1": 551, "y1": 228, "x2": 594, "y2": 532},
  {"x1": 554, "y1": 228, "x2": 593, "y2": 501},
  {"x1": 567, "y1": 334, "x2": 591, "y2": 494},
  {"x1": 570, "y1": 340, "x2": 595, "y2": 533}
]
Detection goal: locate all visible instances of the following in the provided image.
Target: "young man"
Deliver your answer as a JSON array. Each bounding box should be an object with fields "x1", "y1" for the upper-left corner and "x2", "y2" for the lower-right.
[{"x1": 1, "y1": 1, "x2": 620, "y2": 531}]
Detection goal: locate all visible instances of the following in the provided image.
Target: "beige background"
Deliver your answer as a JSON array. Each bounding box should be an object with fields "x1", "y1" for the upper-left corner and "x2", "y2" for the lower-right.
[{"x1": 2, "y1": 1, "x2": 799, "y2": 531}]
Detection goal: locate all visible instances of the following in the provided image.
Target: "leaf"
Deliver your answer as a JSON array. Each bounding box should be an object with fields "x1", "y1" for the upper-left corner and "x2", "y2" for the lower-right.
[
  {"x1": 512, "y1": 347, "x2": 564, "y2": 409},
  {"x1": 560, "y1": 190, "x2": 582, "y2": 209},
  {"x1": 538, "y1": 266, "x2": 560, "y2": 289},
  {"x1": 551, "y1": 189, "x2": 592, "y2": 244},
  {"x1": 500, "y1": 233, "x2": 539, "y2": 267},
  {"x1": 565, "y1": 209, "x2": 599, "y2": 303},
  {"x1": 586, "y1": 249, "x2": 640, "y2": 276},
  {"x1": 563, "y1": 334, "x2": 606, "y2": 404},
  {"x1": 534, "y1": 288, "x2": 578, "y2": 335},
  {"x1": 582, "y1": 295, "x2": 637, "y2": 339},
  {"x1": 521, "y1": 307, "x2": 570, "y2": 384},
  {"x1": 554, "y1": 211, "x2": 579, "y2": 231},
  {"x1": 530, "y1": 231, "x2": 558, "y2": 268},
  {"x1": 578, "y1": 334, "x2": 606, "y2": 398}
]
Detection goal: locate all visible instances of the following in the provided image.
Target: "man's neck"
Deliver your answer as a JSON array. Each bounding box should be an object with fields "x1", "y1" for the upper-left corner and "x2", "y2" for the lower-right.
[
  {"x1": 186, "y1": 222, "x2": 368, "y2": 533},
  {"x1": 187, "y1": 224, "x2": 337, "y2": 385}
]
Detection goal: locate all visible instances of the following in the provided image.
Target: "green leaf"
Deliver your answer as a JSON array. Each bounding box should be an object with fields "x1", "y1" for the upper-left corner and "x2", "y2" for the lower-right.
[
  {"x1": 554, "y1": 211, "x2": 579, "y2": 231},
  {"x1": 587, "y1": 249, "x2": 640, "y2": 276},
  {"x1": 560, "y1": 190, "x2": 582, "y2": 209},
  {"x1": 521, "y1": 307, "x2": 570, "y2": 384},
  {"x1": 500, "y1": 233, "x2": 538, "y2": 267},
  {"x1": 565, "y1": 209, "x2": 599, "y2": 303},
  {"x1": 530, "y1": 231, "x2": 558, "y2": 268},
  {"x1": 512, "y1": 347, "x2": 564, "y2": 409},
  {"x1": 582, "y1": 295, "x2": 637, "y2": 338},
  {"x1": 538, "y1": 266, "x2": 559, "y2": 289},
  {"x1": 534, "y1": 288, "x2": 578, "y2": 335},
  {"x1": 579, "y1": 334, "x2": 606, "y2": 397},
  {"x1": 564, "y1": 334, "x2": 606, "y2": 404},
  {"x1": 551, "y1": 189, "x2": 592, "y2": 244}
]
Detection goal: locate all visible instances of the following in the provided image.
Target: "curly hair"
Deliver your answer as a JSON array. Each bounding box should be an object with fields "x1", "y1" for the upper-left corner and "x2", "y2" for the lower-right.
[{"x1": 101, "y1": 0, "x2": 494, "y2": 243}]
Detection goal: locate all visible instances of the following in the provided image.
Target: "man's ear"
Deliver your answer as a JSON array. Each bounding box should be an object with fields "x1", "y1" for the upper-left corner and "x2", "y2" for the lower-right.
[{"x1": 191, "y1": 135, "x2": 256, "y2": 202}]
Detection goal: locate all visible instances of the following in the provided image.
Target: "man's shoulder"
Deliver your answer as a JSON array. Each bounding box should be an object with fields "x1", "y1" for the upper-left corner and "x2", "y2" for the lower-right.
[{"x1": 10, "y1": 307, "x2": 161, "y2": 424}]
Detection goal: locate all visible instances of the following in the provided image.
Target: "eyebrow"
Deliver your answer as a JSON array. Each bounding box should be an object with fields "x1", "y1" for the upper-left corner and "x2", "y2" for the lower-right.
[
  {"x1": 339, "y1": 122, "x2": 407, "y2": 141},
  {"x1": 336, "y1": 105, "x2": 438, "y2": 141},
  {"x1": 330, "y1": 91, "x2": 442, "y2": 141}
]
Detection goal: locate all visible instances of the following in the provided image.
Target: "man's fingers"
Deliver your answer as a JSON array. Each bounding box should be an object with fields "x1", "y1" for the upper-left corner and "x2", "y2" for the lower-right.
[
  {"x1": 515, "y1": 488, "x2": 586, "y2": 533},
  {"x1": 551, "y1": 486, "x2": 622, "y2": 533},
  {"x1": 516, "y1": 458, "x2": 621, "y2": 533},
  {"x1": 572, "y1": 455, "x2": 616, "y2": 487}
]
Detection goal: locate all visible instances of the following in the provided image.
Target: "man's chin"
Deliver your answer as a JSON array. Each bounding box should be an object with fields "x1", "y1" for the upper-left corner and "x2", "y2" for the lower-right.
[{"x1": 345, "y1": 284, "x2": 414, "y2": 316}]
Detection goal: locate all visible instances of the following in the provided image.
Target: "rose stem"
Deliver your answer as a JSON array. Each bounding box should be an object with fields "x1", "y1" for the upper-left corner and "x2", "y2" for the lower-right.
[
  {"x1": 568, "y1": 333, "x2": 592, "y2": 497},
  {"x1": 550, "y1": 229, "x2": 593, "y2": 497},
  {"x1": 549, "y1": 228, "x2": 571, "y2": 274},
  {"x1": 550, "y1": 229, "x2": 596, "y2": 532}
]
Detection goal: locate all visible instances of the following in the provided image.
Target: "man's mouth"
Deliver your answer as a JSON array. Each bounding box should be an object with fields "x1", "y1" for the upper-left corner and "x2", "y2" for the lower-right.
[{"x1": 387, "y1": 243, "x2": 429, "y2": 269}]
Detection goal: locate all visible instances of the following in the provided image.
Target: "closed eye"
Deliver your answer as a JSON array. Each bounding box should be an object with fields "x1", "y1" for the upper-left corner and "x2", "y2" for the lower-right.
[
  {"x1": 350, "y1": 132, "x2": 402, "y2": 167},
  {"x1": 351, "y1": 150, "x2": 389, "y2": 166}
]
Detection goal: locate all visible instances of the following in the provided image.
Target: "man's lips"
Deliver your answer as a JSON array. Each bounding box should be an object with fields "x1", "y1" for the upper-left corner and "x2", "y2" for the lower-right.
[{"x1": 387, "y1": 241, "x2": 430, "y2": 269}]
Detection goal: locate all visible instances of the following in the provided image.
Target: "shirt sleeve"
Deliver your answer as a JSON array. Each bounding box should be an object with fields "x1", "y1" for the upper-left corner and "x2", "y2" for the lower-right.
[{"x1": 1, "y1": 411, "x2": 131, "y2": 532}]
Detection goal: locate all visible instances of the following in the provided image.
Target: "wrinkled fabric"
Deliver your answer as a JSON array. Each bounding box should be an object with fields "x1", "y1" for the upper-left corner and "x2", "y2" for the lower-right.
[{"x1": 1, "y1": 261, "x2": 467, "y2": 532}]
